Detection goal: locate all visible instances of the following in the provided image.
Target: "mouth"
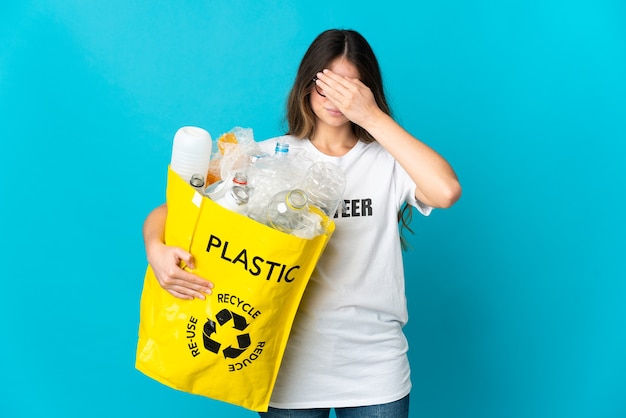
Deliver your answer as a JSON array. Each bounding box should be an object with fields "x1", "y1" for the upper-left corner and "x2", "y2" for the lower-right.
[{"x1": 326, "y1": 108, "x2": 344, "y2": 117}]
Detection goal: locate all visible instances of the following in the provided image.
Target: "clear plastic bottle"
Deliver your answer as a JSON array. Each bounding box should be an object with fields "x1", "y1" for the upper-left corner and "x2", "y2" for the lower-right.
[
  {"x1": 206, "y1": 171, "x2": 247, "y2": 201},
  {"x1": 231, "y1": 171, "x2": 248, "y2": 187},
  {"x1": 274, "y1": 142, "x2": 290, "y2": 158},
  {"x1": 247, "y1": 143, "x2": 293, "y2": 221},
  {"x1": 265, "y1": 189, "x2": 309, "y2": 233},
  {"x1": 189, "y1": 173, "x2": 207, "y2": 195},
  {"x1": 214, "y1": 185, "x2": 250, "y2": 214},
  {"x1": 301, "y1": 161, "x2": 346, "y2": 217},
  {"x1": 213, "y1": 171, "x2": 249, "y2": 214}
]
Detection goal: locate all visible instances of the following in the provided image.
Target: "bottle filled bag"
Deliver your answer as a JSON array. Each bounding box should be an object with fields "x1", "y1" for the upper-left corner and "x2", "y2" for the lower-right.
[{"x1": 136, "y1": 166, "x2": 335, "y2": 412}]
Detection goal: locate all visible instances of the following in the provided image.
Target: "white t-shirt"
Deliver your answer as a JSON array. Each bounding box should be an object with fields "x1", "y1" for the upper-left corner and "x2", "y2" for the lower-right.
[{"x1": 258, "y1": 135, "x2": 431, "y2": 409}]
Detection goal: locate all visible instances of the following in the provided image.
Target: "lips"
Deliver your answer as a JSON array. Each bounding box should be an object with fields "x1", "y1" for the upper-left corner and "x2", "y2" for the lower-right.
[{"x1": 326, "y1": 108, "x2": 344, "y2": 117}]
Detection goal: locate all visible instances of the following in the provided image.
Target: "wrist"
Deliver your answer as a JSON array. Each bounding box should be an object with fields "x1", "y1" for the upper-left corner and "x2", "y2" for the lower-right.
[
  {"x1": 362, "y1": 109, "x2": 392, "y2": 139},
  {"x1": 145, "y1": 237, "x2": 165, "y2": 262}
]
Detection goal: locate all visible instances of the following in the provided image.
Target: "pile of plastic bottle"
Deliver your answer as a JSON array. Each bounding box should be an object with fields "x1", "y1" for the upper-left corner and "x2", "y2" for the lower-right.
[{"x1": 170, "y1": 126, "x2": 346, "y2": 239}]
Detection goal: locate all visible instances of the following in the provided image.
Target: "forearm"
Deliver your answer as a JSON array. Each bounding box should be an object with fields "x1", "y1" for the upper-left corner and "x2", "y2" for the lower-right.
[
  {"x1": 141, "y1": 203, "x2": 212, "y2": 298},
  {"x1": 363, "y1": 111, "x2": 462, "y2": 208},
  {"x1": 143, "y1": 203, "x2": 168, "y2": 259}
]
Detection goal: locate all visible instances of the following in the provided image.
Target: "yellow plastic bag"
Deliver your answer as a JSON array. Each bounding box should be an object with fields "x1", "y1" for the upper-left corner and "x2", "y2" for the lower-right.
[{"x1": 136, "y1": 167, "x2": 334, "y2": 412}]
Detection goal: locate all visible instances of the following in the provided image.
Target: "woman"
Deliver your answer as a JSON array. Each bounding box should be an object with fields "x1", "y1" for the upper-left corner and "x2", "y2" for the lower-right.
[{"x1": 143, "y1": 29, "x2": 461, "y2": 417}]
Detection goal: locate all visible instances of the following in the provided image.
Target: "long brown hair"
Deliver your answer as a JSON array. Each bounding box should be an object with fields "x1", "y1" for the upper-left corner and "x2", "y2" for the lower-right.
[{"x1": 286, "y1": 29, "x2": 414, "y2": 249}]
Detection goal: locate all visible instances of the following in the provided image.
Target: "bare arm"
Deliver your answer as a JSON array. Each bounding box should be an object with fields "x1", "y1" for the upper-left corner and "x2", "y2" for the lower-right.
[
  {"x1": 361, "y1": 112, "x2": 461, "y2": 208},
  {"x1": 315, "y1": 69, "x2": 462, "y2": 208},
  {"x1": 143, "y1": 203, "x2": 214, "y2": 299}
]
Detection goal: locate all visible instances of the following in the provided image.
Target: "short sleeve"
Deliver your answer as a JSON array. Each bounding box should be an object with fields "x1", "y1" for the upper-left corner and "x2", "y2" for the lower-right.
[{"x1": 394, "y1": 160, "x2": 432, "y2": 217}]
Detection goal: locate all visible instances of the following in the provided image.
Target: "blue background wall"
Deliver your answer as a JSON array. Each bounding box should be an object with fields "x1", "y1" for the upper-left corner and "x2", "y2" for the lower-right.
[{"x1": 1, "y1": 1, "x2": 624, "y2": 417}]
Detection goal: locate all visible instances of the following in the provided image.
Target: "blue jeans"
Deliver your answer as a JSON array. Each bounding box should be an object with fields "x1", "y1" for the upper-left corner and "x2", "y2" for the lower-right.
[{"x1": 258, "y1": 394, "x2": 409, "y2": 418}]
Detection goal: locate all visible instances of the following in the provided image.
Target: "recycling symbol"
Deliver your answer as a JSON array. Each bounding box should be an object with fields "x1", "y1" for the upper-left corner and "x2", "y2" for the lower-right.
[{"x1": 203, "y1": 309, "x2": 251, "y2": 359}]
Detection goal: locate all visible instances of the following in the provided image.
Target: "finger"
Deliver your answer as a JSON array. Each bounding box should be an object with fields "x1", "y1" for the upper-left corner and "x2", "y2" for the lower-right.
[
  {"x1": 180, "y1": 270, "x2": 215, "y2": 293},
  {"x1": 319, "y1": 69, "x2": 347, "y2": 85},
  {"x1": 164, "y1": 277, "x2": 211, "y2": 300},
  {"x1": 158, "y1": 265, "x2": 213, "y2": 292},
  {"x1": 168, "y1": 284, "x2": 207, "y2": 301},
  {"x1": 173, "y1": 247, "x2": 196, "y2": 269},
  {"x1": 315, "y1": 76, "x2": 347, "y2": 108},
  {"x1": 320, "y1": 69, "x2": 360, "y2": 93},
  {"x1": 167, "y1": 288, "x2": 194, "y2": 300},
  {"x1": 179, "y1": 280, "x2": 212, "y2": 300},
  {"x1": 178, "y1": 262, "x2": 214, "y2": 286},
  {"x1": 316, "y1": 71, "x2": 347, "y2": 96}
]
